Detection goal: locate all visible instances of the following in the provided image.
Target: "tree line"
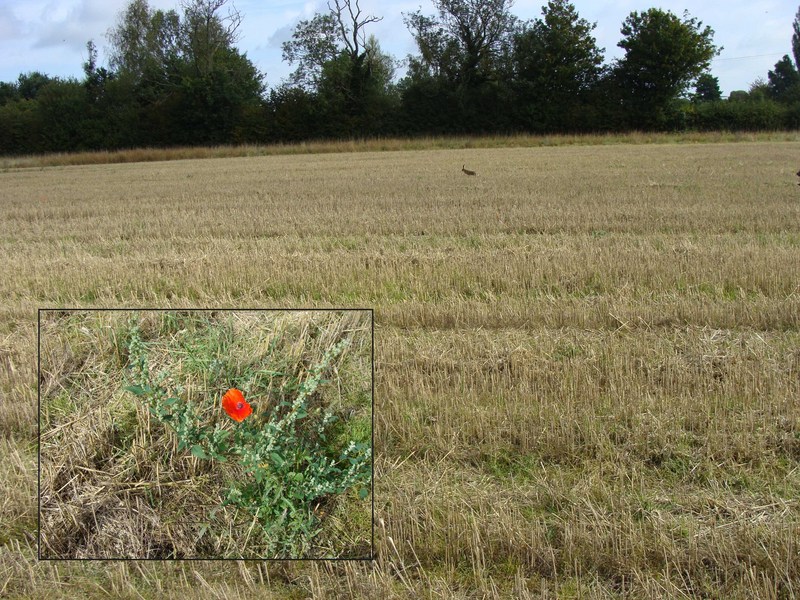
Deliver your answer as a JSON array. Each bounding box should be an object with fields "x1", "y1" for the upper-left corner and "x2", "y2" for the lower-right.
[{"x1": 1, "y1": 0, "x2": 799, "y2": 155}]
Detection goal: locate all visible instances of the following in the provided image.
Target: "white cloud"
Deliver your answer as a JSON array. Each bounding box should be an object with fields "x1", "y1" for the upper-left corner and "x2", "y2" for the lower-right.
[{"x1": 0, "y1": 5, "x2": 25, "y2": 41}]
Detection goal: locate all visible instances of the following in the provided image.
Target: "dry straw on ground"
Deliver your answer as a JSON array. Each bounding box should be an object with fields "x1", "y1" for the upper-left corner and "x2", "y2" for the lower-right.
[
  {"x1": 1, "y1": 130, "x2": 797, "y2": 170},
  {"x1": 0, "y1": 135, "x2": 799, "y2": 597}
]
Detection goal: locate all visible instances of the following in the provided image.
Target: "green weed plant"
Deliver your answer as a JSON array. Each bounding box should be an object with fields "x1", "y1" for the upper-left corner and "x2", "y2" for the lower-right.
[{"x1": 124, "y1": 319, "x2": 371, "y2": 557}]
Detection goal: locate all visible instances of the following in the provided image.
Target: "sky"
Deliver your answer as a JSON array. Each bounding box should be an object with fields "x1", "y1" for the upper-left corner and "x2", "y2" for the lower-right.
[{"x1": 0, "y1": 0, "x2": 796, "y2": 96}]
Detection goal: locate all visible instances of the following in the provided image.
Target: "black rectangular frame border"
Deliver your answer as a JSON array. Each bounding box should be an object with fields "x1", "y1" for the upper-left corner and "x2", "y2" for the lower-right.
[{"x1": 37, "y1": 307, "x2": 376, "y2": 562}]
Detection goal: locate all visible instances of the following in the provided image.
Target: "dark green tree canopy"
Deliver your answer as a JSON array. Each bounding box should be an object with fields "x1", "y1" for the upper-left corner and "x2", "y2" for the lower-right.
[
  {"x1": 617, "y1": 9, "x2": 719, "y2": 98},
  {"x1": 280, "y1": 0, "x2": 396, "y2": 137},
  {"x1": 403, "y1": 12, "x2": 461, "y2": 82},
  {"x1": 181, "y1": 0, "x2": 245, "y2": 77},
  {"x1": 727, "y1": 90, "x2": 749, "y2": 102},
  {"x1": 614, "y1": 8, "x2": 719, "y2": 127},
  {"x1": 404, "y1": 0, "x2": 517, "y2": 86},
  {"x1": 693, "y1": 73, "x2": 722, "y2": 103},
  {"x1": 107, "y1": 0, "x2": 252, "y2": 87},
  {"x1": 767, "y1": 55, "x2": 800, "y2": 103},
  {"x1": 0, "y1": 81, "x2": 18, "y2": 105},
  {"x1": 107, "y1": 0, "x2": 182, "y2": 87},
  {"x1": 17, "y1": 71, "x2": 55, "y2": 100},
  {"x1": 103, "y1": 0, "x2": 263, "y2": 145},
  {"x1": 513, "y1": 1, "x2": 603, "y2": 94},
  {"x1": 748, "y1": 77, "x2": 770, "y2": 101},
  {"x1": 401, "y1": 0, "x2": 517, "y2": 133},
  {"x1": 282, "y1": 0, "x2": 384, "y2": 90},
  {"x1": 281, "y1": 14, "x2": 339, "y2": 90},
  {"x1": 511, "y1": 0, "x2": 604, "y2": 131}
]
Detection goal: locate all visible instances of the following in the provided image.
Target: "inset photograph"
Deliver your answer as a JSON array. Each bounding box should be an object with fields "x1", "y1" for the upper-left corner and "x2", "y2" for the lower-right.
[{"x1": 39, "y1": 309, "x2": 373, "y2": 559}]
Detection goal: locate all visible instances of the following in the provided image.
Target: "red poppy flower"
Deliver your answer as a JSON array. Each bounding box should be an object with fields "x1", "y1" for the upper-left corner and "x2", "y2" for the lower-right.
[{"x1": 222, "y1": 388, "x2": 252, "y2": 422}]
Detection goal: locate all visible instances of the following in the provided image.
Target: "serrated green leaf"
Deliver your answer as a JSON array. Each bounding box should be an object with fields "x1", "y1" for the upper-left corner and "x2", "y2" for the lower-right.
[
  {"x1": 124, "y1": 385, "x2": 146, "y2": 396},
  {"x1": 358, "y1": 487, "x2": 369, "y2": 500},
  {"x1": 269, "y1": 452, "x2": 284, "y2": 467},
  {"x1": 164, "y1": 397, "x2": 179, "y2": 406},
  {"x1": 191, "y1": 445, "x2": 208, "y2": 459},
  {"x1": 212, "y1": 453, "x2": 227, "y2": 462}
]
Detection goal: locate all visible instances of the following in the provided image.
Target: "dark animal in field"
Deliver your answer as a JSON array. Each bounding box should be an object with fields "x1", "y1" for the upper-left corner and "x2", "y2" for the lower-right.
[{"x1": 462, "y1": 165, "x2": 476, "y2": 176}]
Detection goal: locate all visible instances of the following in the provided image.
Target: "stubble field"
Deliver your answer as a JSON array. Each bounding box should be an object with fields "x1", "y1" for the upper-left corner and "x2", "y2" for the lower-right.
[{"x1": 1, "y1": 137, "x2": 799, "y2": 597}]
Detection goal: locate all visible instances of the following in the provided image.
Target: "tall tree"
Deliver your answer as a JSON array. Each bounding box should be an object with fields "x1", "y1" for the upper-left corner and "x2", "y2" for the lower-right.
[
  {"x1": 281, "y1": 13, "x2": 339, "y2": 90},
  {"x1": 83, "y1": 41, "x2": 114, "y2": 103},
  {"x1": 108, "y1": 0, "x2": 247, "y2": 86},
  {"x1": 107, "y1": 0, "x2": 182, "y2": 90},
  {"x1": 316, "y1": 34, "x2": 397, "y2": 135},
  {"x1": 512, "y1": 0, "x2": 604, "y2": 131},
  {"x1": 404, "y1": 0, "x2": 516, "y2": 87},
  {"x1": 181, "y1": 0, "x2": 243, "y2": 76},
  {"x1": 329, "y1": 0, "x2": 382, "y2": 63},
  {"x1": 767, "y1": 55, "x2": 800, "y2": 103},
  {"x1": 748, "y1": 77, "x2": 770, "y2": 101},
  {"x1": 281, "y1": 0, "x2": 395, "y2": 136},
  {"x1": 692, "y1": 72, "x2": 722, "y2": 103},
  {"x1": 614, "y1": 8, "x2": 719, "y2": 129},
  {"x1": 16, "y1": 72, "x2": 54, "y2": 100},
  {"x1": 282, "y1": 0, "x2": 383, "y2": 88},
  {"x1": 106, "y1": 0, "x2": 264, "y2": 146},
  {"x1": 402, "y1": 0, "x2": 517, "y2": 132}
]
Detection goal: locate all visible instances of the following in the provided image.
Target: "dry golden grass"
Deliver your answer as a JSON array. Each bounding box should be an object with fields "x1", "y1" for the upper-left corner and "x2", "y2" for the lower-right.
[
  {"x1": 0, "y1": 138, "x2": 799, "y2": 597},
  {"x1": 1, "y1": 130, "x2": 799, "y2": 169}
]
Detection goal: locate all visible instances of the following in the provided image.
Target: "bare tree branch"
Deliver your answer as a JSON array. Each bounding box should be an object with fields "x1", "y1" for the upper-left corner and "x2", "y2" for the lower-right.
[
  {"x1": 328, "y1": 0, "x2": 382, "y2": 60},
  {"x1": 181, "y1": 0, "x2": 243, "y2": 75}
]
